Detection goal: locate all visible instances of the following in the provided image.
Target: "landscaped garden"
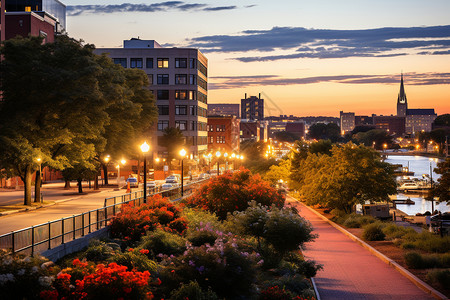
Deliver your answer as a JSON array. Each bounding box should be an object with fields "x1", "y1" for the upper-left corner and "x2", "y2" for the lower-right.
[{"x1": 0, "y1": 169, "x2": 320, "y2": 299}]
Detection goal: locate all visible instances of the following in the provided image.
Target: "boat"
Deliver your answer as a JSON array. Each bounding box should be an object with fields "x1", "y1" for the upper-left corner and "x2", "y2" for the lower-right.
[
  {"x1": 392, "y1": 198, "x2": 415, "y2": 205},
  {"x1": 398, "y1": 182, "x2": 420, "y2": 191}
]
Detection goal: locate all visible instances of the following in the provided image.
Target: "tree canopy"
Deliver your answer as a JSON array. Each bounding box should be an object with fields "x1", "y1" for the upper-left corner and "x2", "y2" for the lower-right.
[
  {"x1": 290, "y1": 143, "x2": 397, "y2": 213},
  {"x1": 429, "y1": 158, "x2": 450, "y2": 205},
  {"x1": 159, "y1": 127, "x2": 185, "y2": 162},
  {"x1": 0, "y1": 35, "x2": 157, "y2": 203},
  {"x1": 307, "y1": 122, "x2": 340, "y2": 142}
]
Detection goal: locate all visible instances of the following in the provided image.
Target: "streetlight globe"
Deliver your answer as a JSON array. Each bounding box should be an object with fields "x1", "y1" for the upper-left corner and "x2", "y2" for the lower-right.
[
  {"x1": 104, "y1": 156, "x2": 110, "y2": 163},
  {"x1": 140, "y1": 142, "x2": 150, "y2": 153},
  {"x1": 36, "y1": 157, "x2": 42, "y2": 163},
  {"x1": 180, "y1": 148, "x2": 187, "y2": 157},
  {"x1": 240, "y1": 155, "x2": 244, "y2": 160},
  {"x1": 224, "y1": 152, "x2": 228, "y2": 158},
  {"x1": 155, "y1": 157, "x2": 160, "y2": 163},
  {"x1": 216, "y1": 151, "x2": 221, "y2": 158},
  {"x1": 236, "y1": 155, "x2": 240, "y2": 159},
  {"x1": 231, "y1": 153, "x2": 236, "y2": 158},
  {"x1": 120, "y1": 159, "x2": 126, "y2": 165},
  {"x1": 208, "y1": 153, "x2": 212, "y2": 158}
]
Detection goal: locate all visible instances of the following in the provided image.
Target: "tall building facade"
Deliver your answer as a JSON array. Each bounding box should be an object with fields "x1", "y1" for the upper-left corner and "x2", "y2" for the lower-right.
[
  {"x1": 241, "y1": 94, "x2": 264, "y2": 120},
  {"x1": 340, "y1": 111, "x2": 355, "y2": 134},
  {"x1": 395, "y1": 74, "x2": 437, "y2": 134},
  {"x1": 95, "y1": 39, "x2": 208, "y2": 158},
  {"x1": 207, "y1": 116, "x2": 240, "y2": 153}
]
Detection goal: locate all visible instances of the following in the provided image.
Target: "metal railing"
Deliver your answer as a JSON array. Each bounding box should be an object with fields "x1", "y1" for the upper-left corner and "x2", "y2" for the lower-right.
[{"x1": 0, "y1": 179, "x2": 208, "y2": 255}]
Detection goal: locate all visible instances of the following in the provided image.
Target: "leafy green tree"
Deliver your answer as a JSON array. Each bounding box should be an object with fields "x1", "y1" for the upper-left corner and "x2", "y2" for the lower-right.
[
  {"x1": 353, "y1": 129, "x2": 393, "y2": 149},
  {"x1": 264, "y1": 159, "x2": 291, "y2": 185},
  {"x1": 309, "y1": 139, "x2": 333, "y2": 155},
  {"x1": 159, "y1": 127, "x2": 185, "y2": 163},
  {"x1": 433, "y1": 114, "x2": 450, "y2": 127},
  {"x1": 429, "y1": 158, "x2": 450, "y2": 205},
  {"x1": 291, "y1": 143, "x2": 397, "y2": 213},
  {"x1": 308, "y1": 123, "x2": 340, "y2": 142},
  {"x1": 240, "y1": 140, "x2": 277, "y2": 174},
  {"x1": 274, "y1": 131, "x2": 300, "y2": 143}
]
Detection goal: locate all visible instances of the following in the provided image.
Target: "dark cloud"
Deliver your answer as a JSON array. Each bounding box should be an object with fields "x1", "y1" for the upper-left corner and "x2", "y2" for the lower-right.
[
  {"x1": 186, "y1": 25, "x2": 450, "y2": 60},
  {"x1": 203, "y1": 6, "x2": 237, "y2": 11},
  {"x1": 209, "y1": 73, "x2": 450, "y2": 89},
  {"x1": 67, "y1": 2, "x2": 241, "y2": 16}
]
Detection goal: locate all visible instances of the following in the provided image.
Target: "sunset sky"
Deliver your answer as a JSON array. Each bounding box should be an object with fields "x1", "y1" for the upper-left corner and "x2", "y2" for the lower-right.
[{"x1": 64, "y1": 0, "x2": 450, "y2": 117}]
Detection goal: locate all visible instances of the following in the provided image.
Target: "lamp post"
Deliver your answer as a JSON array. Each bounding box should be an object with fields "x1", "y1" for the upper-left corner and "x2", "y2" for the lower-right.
[
  {"x1": 231, "y1": 153, "x2": 236, "y2": 170},
  {"x1": 103, "y1": 155, "x2": 110, "y2": 185},
  {"x1": 140, "y1": 142, "x2": 150, "y2": 203},
  {"x1": 383, "y1": 143, "x2": 387, "y2": 153},
  {"x1": 36, "y1": 157, "x2": 42, "y2": 185},
  {"x1": 179, "y1": 149, "x2": 187, "y2": 196},
  {"x1": 224, "y1": 152, "x2": 228, "y2": 171},
  {"x1": 208, "y1": 153, "x2": 212, "y2": 173},
  {"x1": 216, "y1": 151, "x2": 221, "y2": 175},
  {"x1": 117, "y1": 159, "x2": 126, "y2": 188}
]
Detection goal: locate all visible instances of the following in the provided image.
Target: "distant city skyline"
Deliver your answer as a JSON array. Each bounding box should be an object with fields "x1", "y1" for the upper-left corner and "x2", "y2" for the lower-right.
[{"x1": 64, "y1": 0, "x2": 450, "y2": 117}]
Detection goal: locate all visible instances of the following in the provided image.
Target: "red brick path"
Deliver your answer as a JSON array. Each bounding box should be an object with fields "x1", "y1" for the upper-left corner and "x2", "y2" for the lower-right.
[{"x1": 289, "y1": 198, "x2": 436, "y2": 300}]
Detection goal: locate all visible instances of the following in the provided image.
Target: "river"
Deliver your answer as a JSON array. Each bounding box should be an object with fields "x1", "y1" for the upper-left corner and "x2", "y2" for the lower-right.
[{"x1": 385, "y1": 154, "x2": 449, "y2": 215}]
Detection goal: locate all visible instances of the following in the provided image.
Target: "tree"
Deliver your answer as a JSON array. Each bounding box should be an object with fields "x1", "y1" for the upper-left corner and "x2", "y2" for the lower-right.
[
  {"x1": 433, "y1": 114, "x2": 450, "y2": 127},
  {"x1": 429, "y1": 158, "x2": 450, "y2": 205},
  {"x1": 159, "y1": 127, "x2": 185, "y2": 162},
  {"x1": 353, "y1": 129, "x2": 393, "y2": 149},
  {"x1": 308, "y1": 123, "x2": 340, "y2": 142},
  {"x1": 290, "y1": 143, "x2": 397, "y2": 213},
  {"x1": 274, "y1": 131, "x2": 300, "y2": 143},
  {"x1": 264, "y1": 159, "x2": 291, "y2": 185},
  {"x1": 240, "y1": 140, "x2": 277, "y2": 175}
]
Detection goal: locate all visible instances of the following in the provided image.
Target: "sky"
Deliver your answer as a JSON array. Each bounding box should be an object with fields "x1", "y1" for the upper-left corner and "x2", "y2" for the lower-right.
[{"x1": 63, "y1": 0, "x2": 450, "y2": 117}]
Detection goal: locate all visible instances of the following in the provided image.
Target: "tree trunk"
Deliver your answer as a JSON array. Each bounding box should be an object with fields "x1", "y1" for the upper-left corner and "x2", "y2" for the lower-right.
[
  {"x1": 94, "y1": 170, "x2": 99, "y2": 190},
  {"x1": 64, "y1": 180, "x2": 71, "y2": 189},
  {"x1": 34, "y1": 170, "x2": 41, "y2": 203},
  {"x1": 23, "y1": 166, "x2": 33, "y2": 206},
  {"x1": 102, "y1": 164, "x2": 109, "y2": 185},
  {"x1": 77, "y1": 178, "x2": 83, "y2": 193}
]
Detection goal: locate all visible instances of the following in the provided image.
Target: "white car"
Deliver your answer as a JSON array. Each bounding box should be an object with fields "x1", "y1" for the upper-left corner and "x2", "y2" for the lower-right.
[
  {"x1": 146, "y1": 181, "x2": 157, "y2": 189},
  {"x1": 126, "y1": 177, "x2": 138, "y2": 188},
  {"x1": 198, "y1": 173, "x2": 211, "y2": 180},
  {"x1": 161, "y1": 183, "x2": 177, "y2": 190},
  {"x1": 165, "y1": 175, "x2": 180, "y2": 184}
]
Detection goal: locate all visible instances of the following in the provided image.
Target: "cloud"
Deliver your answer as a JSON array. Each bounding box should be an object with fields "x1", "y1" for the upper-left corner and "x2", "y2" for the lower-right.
[
  {"x1": 209, "y1": 72, "x2": 450, "y2": 89},
  {"x1": 67, "y1": 2, "x2": 242, "y2": 16},
  {"x1": 186, "y1": 25, "x2": 450, "y2": 60}
]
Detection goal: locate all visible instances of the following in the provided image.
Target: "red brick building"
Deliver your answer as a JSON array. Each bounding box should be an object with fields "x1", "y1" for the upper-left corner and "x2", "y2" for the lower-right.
[
  {"x1": 372, "y1": 115, "x2": 406, "y2": 136},
  {"x1": 207, "y1": 116, "x2": 240, "y2": 153},
  {"x1": 4, "y1": 11, "x2": 56, "y2": 42}
]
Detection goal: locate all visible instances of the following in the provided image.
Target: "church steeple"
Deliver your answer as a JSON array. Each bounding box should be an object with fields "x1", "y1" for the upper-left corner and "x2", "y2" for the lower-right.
[
  {"x1": 397, "y1": 73, "x2": 408, "y2": 117},
  {"x1": 397, "y1": 73, "x2": 407, "y2": 104}
]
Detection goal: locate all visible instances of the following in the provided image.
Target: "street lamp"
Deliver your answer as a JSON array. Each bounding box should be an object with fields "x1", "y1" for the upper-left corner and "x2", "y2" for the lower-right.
[
  {"x1": 224, "y1": 152, "x2": 228, "y2": 171},
  {"x1": 140, "y1": 142, "x2": 150, "y2": 203},
  {"x1": 179, "y1": 148, "x2": 187, "y2": 196},
  {"x1": 36, "y1": 157, "x2": 42, "y2": 185},
  {"x1": 116, "y1": 159, "x2": 126, "y2": 187},
  {"x1": 216, "y1": 151, "x2": 221, "y2": 175},
  {"x1": 383, "y1": 143, "x2": 387, "y2": 153}
]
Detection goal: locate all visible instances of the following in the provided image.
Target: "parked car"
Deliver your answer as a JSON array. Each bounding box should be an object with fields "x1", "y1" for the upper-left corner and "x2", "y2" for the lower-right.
[
  {"x1": 165, "y1": 175, "x2": 180, "y2": 184},
  {"x1": 161, "y1": 183, "x2": 177, "y2": 190},
  {"x1": 126, "y1": 177, "x2": 138, "y2": 188},
  {"x1": 146, "y1": 181, "x2": 157, "y2": 189},
  {"x1": 198, "y1": 173, "x2": 211, "y2": 180}
]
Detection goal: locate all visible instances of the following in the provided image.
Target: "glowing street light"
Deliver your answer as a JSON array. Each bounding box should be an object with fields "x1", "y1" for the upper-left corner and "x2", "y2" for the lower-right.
[
  {"x1": 117, "y1": 159, "x2": 126, "y2": 187},
  {"x1": 216, "y1": 151, "x2": 221, "y2": 175},
  {"x1": 179, "y1": 149, "x2": 187, "y2": 196},
  {"x1": 140, "y1": 142, "x2": 150, "y2": 203}
]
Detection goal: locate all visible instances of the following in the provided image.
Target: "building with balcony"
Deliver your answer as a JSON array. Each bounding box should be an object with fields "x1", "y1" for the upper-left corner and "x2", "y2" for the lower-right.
[{"x1": 95, "y1": 38, "x2": 208, "y2": 159}]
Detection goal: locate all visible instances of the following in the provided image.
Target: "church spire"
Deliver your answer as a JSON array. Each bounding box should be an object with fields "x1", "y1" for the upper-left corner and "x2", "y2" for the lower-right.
[{"x1": 397, "y1": 73, "x2": 407, "y2": 104}]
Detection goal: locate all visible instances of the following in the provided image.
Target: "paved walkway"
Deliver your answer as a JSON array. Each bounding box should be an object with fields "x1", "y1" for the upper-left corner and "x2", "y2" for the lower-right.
[{"x1": 287, "y1": 197, "x2": 436, "y2": 300}]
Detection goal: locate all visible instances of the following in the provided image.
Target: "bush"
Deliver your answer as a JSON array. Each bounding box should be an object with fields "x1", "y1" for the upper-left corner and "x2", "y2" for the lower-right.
[
  {"x1": 0, "y1": 250, "x2": 58, "y2": 299},
  {"x1": 169, "y1": 281, "x2": 218, "y2": 300},
  {"x1": 182, "y1": 208, "x2": 225, "y2": 235},
  {"x1": 279, "y1": 252, "x2": 323, "y2": 278},
  {"x1": 404, "y1": 252, "x2": 426, "y2": 269},
  {"x1": 110, "y1": 194, "x2": 187, "y2": 243},
  {"x1": 426, "y1": 269, "x2": 450, "y2": 288},
  {"x1": 187, "y1": 223, "x2": 219, "y2": 247},
  {"x1": 383, "y1": 224, "x2": 416, "y2": 240},
  {"x1": 140, "y1": 229, "x2": 187, "y2": 258},
  {"x1": 362, "y1": 222, "x2": 385, "y2": 241},
  {"x1": 185, "y1": 168, "x2": 285, "y2": 220},
  {"x1": 84, "y1": 240, "x2": 116, "y2": 262},
  {"x1": 42, "y1": 259, "x2": 158, "y2": 300},
  {"x1": 108, "y1": 250, "x2": 158, "y2": 273}
]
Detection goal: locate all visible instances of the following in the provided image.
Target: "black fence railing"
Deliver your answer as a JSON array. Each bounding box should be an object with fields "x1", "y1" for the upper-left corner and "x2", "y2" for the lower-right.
[{"x1": 0, "y1": 179, "x2": 208, "y2": 256}]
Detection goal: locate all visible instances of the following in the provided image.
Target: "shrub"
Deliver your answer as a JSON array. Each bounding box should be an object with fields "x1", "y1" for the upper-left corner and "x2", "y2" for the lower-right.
[
  {"x1": 140, "y1": 229, "x2": 187, "y2": 258},
  {"x1": 0, "y1": 250, "x2": 58, "y2": 299},
  {"x1": 42, "y1": 259, "x2": 158, "y2": 300},
  {"x1": 383, "y1": 224, "x2": 416, "y2": 240},
  {"x1": 108, "y1": 250, "x2": 158, "y2": 273},
  {"x1": 169, "y1": 281, "x2": 218, "y2": 300},
  {"x1": 279, "y1": 252, "x2": 322, "y2": 278},
  {"x1": 259, "y1": 285, "x2": 295, "y2": 300},
  {"x1": 187, "y1": 223, "x2": 219, "y2": 247},
  {"x1": 160, "y1": 238, "x2": 261, "y2": 299},
  {"x1": 362, "y1": 222, "x2": 385, "y2": 241},
  {"x1": 182, "y1": 208, "x2": 225, "y2": 235},
  {"x1": 110, "y1": 194, "x2": 186, "y2": 243},
  {"x1": 84, "y1": 240, "x2": 116, "y2": 262},
  {"x1": 185, "y1": 168, "x2": 285, "y2": 220},
  {"x1": 426, "y1": 269, "x2": 450, "y2": 288}
]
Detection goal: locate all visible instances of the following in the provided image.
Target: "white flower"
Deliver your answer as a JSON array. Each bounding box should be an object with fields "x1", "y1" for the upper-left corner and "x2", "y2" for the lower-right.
[
  {"x1": 0, "y1": 273, "x2": 15, "y2": 285},
  {"x1": 17, "y1": 269, "x2": 25, "y2": 276},
  {"x1": 31, "y1": 266, "x2": 39, "y2": 273},
  {"x1": 38, "y1": 276, "x2": 54, "y2": 287}
]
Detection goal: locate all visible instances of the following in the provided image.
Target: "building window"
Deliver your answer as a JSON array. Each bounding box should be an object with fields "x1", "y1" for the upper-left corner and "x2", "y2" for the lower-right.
[
  {"x1": 157, "y1": 74, "x2": 169, "y2": 85},
  {"x1": 113, "y1": 58, "x2": 127, "y2": 68},
  {"x1": 175, "y1": 121, "x2": 187, "y2": 131},
  {"x1": 158, "y1": 105, "x2": 169, "y2": 115},
  {"x1": 175, "y1": 74, "x2": 187, "y2": 85},
  {"x1": 175, "y1": 105, "x2": 187, "y2": 115},
  {"x1": 198, "y1": 61, "x2": 207, "y2": 76},
  {"x1": 191, "y1": 121, "x2": 197, "y2": 131},
  {"x1": 175, "y1": 58, "x2": 187, "y2": 68},
  {"x1": 198, "y1": 76, "x2": 207, "y2": 90},
  {"x1": 130, "y1": 58, "x2": 143, "y2": 68},
  {"x1": 209, "y1": 136, "x2": 214, "y2": 144},
  {"x1": 216, "y1": 125, "x2": 226, "y2": 132},
  {"x1": 175, "y1": 90, "x2": 188, "y2": 100},
  {"x1": 158, "y1": 121, "x2": 169, "y2": 131},
  {"x1": 157, "y1": 90, "x2": 169, "y2": 100},
  {"x1": 208, "y1": 125, "x2": 214, "y2": 132},
  {"x1": 157, "y1": 58, "x2": 169, "y2": 68},
  {"x1": 190, "y1": 105, "x2": 197, "y2": 116},
  {"x1": 188, "y1": 91, "x2": 197, "y2": 100},
  {"x1": 189, "y1": 58, "x2": 196, "y2": 69},
  {"x1": 147, "y1": 74, "x2": 153, "y2": 85},
  {"x1": 198, "y1": 92, "x2": 207, "y2": 104},
  {"x1": 216, "y1": 136, "x2": 225, "y2": 144},
  {"x1": 146, "y1": 58, "x2": 153, "y2": 68},
  {"x1": 189, "y1": 75, "x2": 197, "y2": 85}
]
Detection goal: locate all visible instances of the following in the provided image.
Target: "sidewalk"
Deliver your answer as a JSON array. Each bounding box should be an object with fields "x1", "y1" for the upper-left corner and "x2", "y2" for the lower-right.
[{"x1": 287, "y1": 197, "x2": 437, "y2": 300}]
